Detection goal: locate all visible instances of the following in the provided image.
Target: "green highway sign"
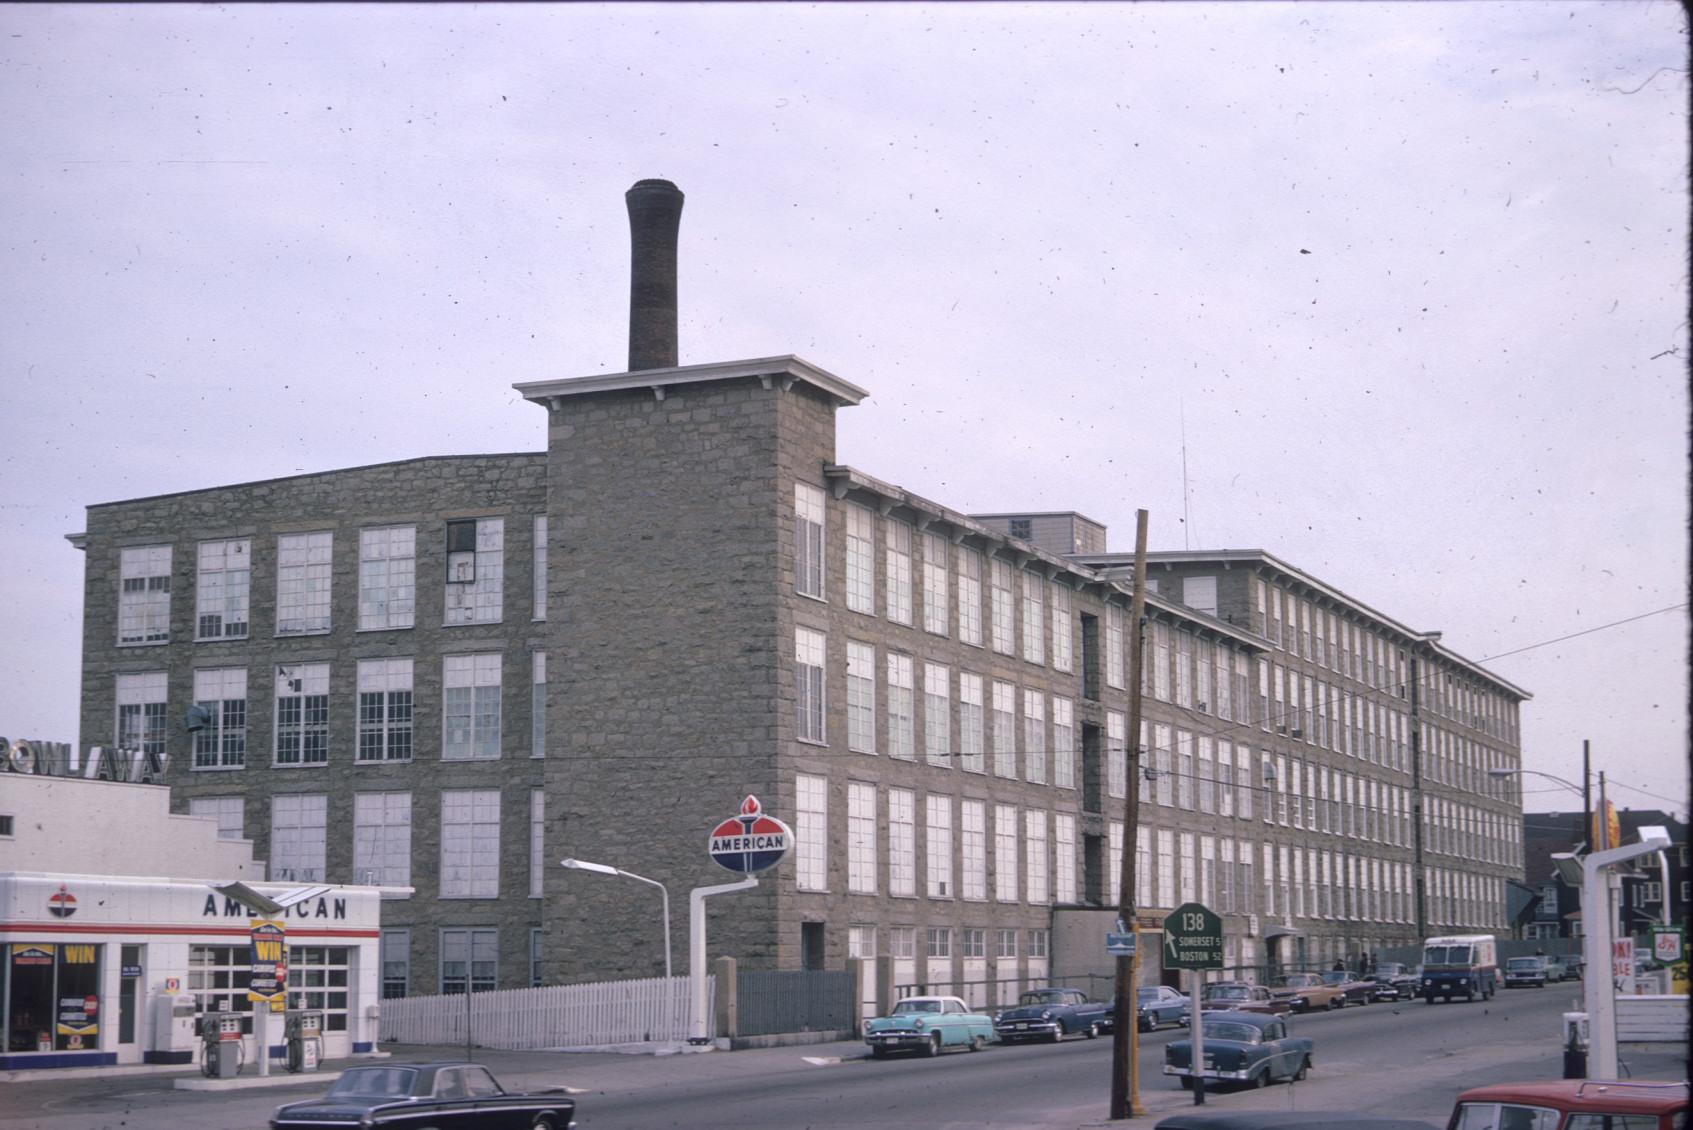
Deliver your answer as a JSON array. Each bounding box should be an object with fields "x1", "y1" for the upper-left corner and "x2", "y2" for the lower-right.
[{"x1": 1163, "y1": 901, "x2": 1223, "y2": 970}]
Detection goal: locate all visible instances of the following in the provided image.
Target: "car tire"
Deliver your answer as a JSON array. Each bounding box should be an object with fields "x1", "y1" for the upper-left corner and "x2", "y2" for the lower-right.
[
  {"x1": 1050, "y1": 1020, "x2": 1067, "y2": 1043},
  {"x1": 970, "y1": 1034, "x2": 987, "y2": 1052},
  {"x1": 1086, "y1": 1022, "x2": 1101, "y2": 1039},
  {"x1": 1465, "y1": 988, "x2": 1475, "y2": 1003},
  {"x1": 1293, "y1": 1055, "x2": 1310, "y2": 1082},
  {"x1": 1179, "y1": 1076, "x2": 1194, "y2": 1090},
  {"x1": 1329, "y1": 996, "x2": 1342, "y2": 1010},
  {"x1": 533, "y1": 1117, "x2": 559, "y2": 1130},
  {"x1": 1252, "y1": 1069, "x2": 1270, "y2": 1089},
  {"x1": 924, "y1": 1032, "x2": 942, "y2": 1058},
  {"x1": 871, "y1": 1045, "x2": 889, "y2": 1059}
]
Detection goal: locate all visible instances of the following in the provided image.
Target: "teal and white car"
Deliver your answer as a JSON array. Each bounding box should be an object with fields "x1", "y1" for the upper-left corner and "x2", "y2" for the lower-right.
[{"x1": 864, "y1": 996, "x2": 995, "y2": 1058}]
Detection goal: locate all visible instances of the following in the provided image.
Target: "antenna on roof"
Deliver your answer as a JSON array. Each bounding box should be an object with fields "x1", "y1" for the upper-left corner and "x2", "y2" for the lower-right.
[{"x1": 1180, "y1": 398, "x2": 1192, "y2": 551}]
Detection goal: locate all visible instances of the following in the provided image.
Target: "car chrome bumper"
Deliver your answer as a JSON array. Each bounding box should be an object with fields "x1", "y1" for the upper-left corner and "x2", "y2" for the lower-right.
[
  {"x1": 866, "y1": 1031, "x2": 928, "y2": 1047},
  {"x1": 1164, "y1": 1066, "x2": 1248, "y2": 1081},
  {"x1": 994, "y1": 1021, "x2": 1060, "y2": 1038}
]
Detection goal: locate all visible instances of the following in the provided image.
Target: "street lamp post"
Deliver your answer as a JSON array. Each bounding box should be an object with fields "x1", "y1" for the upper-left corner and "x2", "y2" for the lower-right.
[{"x1": 560, "y1": 858, "x2": 673, "y2": 980}]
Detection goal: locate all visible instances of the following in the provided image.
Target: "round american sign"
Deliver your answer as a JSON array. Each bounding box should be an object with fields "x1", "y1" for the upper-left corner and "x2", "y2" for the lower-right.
[{"x1": 708, "y1": 795, "x2": 792, "y2": 874}]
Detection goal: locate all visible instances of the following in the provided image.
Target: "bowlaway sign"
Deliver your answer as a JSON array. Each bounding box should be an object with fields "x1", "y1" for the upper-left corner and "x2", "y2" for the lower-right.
[{"x1": 707, "y1": 795, "x2": 792, "y2": 874}]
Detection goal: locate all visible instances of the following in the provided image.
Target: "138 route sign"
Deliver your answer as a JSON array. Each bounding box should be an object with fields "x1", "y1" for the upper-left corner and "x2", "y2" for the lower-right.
[{"x1": 1162, "y1": 902, "x2": 1223, "y2": 970}]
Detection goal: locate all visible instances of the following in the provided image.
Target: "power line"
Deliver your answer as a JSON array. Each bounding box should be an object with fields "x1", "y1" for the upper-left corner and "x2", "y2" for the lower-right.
[{"x1": 1476, "y1": 603, "x2": 1688, "y2": 664}]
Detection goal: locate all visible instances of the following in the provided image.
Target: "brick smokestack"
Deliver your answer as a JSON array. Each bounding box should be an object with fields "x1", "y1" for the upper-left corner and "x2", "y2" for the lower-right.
[{"x1": 625, "y1": 178, "x2": 684, "y2": 371}]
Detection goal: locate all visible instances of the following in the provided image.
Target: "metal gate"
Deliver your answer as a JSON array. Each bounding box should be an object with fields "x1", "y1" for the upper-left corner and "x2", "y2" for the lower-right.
[{"x1": 736, "y1": 970, "x2": 855, "y2": 1037}]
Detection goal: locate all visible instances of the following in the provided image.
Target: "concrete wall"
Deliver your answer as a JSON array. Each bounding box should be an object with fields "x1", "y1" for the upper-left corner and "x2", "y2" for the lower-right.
[{"x1": 0, "y1": 775, "x2": 262, "y2": 879}]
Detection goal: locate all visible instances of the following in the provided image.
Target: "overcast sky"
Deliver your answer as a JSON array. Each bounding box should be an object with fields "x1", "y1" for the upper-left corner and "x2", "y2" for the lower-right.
[{"x1": 2, "y1": 2, "x2": 1686, "y2": 819}]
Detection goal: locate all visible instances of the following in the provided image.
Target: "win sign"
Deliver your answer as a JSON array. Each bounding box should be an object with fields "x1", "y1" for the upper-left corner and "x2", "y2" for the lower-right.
[{"x1": 248, "y1": 920, "x2": 288, "y2": 1004}]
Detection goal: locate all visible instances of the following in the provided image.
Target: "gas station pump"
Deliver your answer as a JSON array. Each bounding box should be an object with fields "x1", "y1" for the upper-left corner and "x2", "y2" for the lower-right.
[
  {"x1": 199, "y1": 1012, "x2": 244, "y2": 1078},
  {"x1": 151, "y1": 995, "x2": 198, "y2": 1062},
  {"x1": 283, "y1": 1010, "x2": 324, "y2": 1073}
]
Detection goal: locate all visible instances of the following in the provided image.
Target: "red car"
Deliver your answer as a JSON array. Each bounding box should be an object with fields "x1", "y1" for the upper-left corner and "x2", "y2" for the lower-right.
[
  {"x1": 1448, "y1": 1079, "x2": 1688, "y2": 1130},
  {"x1": 1199, "y1": 982, "x2": 1291, "y2": 1015}
]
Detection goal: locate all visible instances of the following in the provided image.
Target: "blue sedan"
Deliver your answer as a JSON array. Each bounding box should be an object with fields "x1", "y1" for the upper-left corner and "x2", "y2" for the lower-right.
[
  {"x1": 1138, "y1": 985, "x2": 1192, "y2": 1031},
  {"x1": 1164, "y1": 1011, "x2": 1313, "y2": 1090}
]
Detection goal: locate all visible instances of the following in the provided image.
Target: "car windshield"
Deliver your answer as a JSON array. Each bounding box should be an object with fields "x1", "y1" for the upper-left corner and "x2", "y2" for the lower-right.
[
  {"x1": 892, "y1": 1000, "x2": 942, "y2": 1014},
  {"x1": 1136, "y1": 988, "x2": 1162, "y2": 1002},
  {"x1": 328, "y1": 1067, "x2": 418, "y2": 1098},
  {"x1": 1201, "y1": 1021, "x2": 1260, "y2": 1043},
  {"x1": 1508, "y1": 958, "x2": 1542, "y2": 969},
  {"x1": 1206, "y1": 986, "x2": 1250, "y2": 1000},
  {"x1": 1425, "y1": 945, "x2": 1474, "y2": 966},
  {"x1": 1376, "y1": 963, "x2": 1405, "y2": 975},
  {"x1": 1020, "y1": 991, "x2": 1063, "y2": 1005},
  {"x1": 1451, "y1": 1102, "x2": 1561, "y2": 1130},
  {"x1": 1277, "y1": 974, "x2": 1318, "y2": 987},
  {"x1": 1321, "y1": 971, "x2": 1352, "y2": 984}
]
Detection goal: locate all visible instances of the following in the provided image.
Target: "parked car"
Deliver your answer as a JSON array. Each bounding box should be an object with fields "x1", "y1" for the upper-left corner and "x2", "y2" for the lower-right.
[
  {"x1": 1364, "y1": 962, "x2": 1420, "y2": 1001},
  {"x1": 1563, "y1": 953, "x2": 1585, "y2": 980},
  {"x1": 1320, "y1": 968, "x2": 1375, "y2": 1006},
  {"x1": 1155, "y1": 1114, "x2": 1439, "y2": 1129},
  {"x1": 1542, "y1": 954, "x2": 1568, "y2": 982},
  {"x1": 993, "y1": 987, "x2": 1111, "y2": 1042},
  {"x1": 1163, "y1": 1011, "x2": 1314, "y2": 1091},
  {"x1": 1447, "y1": 1079, "x2": 1689, "y2": 1130},
  {"x1": 1271, "y1": 971, "x2": 1346, "y2": 1012},
  {"x1": 1138, "y1": 985, "x2": 1192, "y2": 1032},
  {"x1": 270, "y1": 1063, "x2": 576, "y2": 1130},
  {"x1": 865, "y1": 995, "x2": 994, "y2": 1058},
  {"x1": 1503, "y1": 955, "x2": 1551, "y2": 988},
  {"x1": 1200, "y1": 982, "x2": 1289, "y2": 1015}
]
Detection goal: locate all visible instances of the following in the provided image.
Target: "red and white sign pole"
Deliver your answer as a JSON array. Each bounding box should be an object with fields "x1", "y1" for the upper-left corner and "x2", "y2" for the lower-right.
[{"x1": 689, "y1": 796, "x2": 791, "y2": 1046}]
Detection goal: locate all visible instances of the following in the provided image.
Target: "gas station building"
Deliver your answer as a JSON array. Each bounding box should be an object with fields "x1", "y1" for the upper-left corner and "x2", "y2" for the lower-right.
[{"x1": 0, "y1": 772, "x2": 386, "y2": 1070}]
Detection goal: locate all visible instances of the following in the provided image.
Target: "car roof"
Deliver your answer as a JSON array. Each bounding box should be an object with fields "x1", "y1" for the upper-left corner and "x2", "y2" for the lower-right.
[
  {"x1": 896, "y1": 995, "x2": 960, "y2": 1005},
  {"x1": 1154, "y1": 1112, "x2": 1439, "y2": 1129},
  {"x1": 1455, "y1": 1080, "x2": 1689, "y2": 1114},
  {"x1": 1199, "y1": 1009, "x2": 1277, "y2": 1028}
]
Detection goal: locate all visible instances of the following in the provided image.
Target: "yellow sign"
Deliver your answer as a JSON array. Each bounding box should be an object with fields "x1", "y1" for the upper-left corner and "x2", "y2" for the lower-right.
[
  {"x1": 247, "y1": 919, "x2": 288, "y2": 1005},
  {"x1": 1591, "y1": 801, "x2": 1620, "y2": 851}
]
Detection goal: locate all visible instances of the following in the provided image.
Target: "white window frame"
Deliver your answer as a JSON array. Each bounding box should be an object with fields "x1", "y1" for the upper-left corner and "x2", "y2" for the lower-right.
[
  {"x1": 274, "y1": 663, "x2": 330, "y2": 767},
  {"x1": 844, "y1": 503, "x2": 875, "y2": 614},
  {"x1": 358, "y1": 526, "x2": 416, "y2": 631},
  {"x1": 956, "y1": 547, "x2": 983, "y2": 646},
  {"x1": 848, "y1": 782, "x2": 877, "y2": 894},
  {"x1": 276, "y1": 531, "x2": 333, "y2": 635},
  {"x1": 1050, "y1": 582, "x2": 1072, "y2": 672},
  {"x1": 888, "y1": 787, "x2": 916, "y2": 897},
  {"x1": 1052, "y1": 696, "x2": 1075, "y2": 790},
  {"x1": 958, "y1": 673, "x2": 985, "y2": 774},
  {"x1": 994, "y1": 803, "x2": 1019, "y2": 903},
  {"x1": 357, "y1": 658, "x2": 414, "y2": 763},
  {"x1": 989, "y1": 558, "x2": 1015, "y2": 655},
  {"x1": 887, "y1": 653, "x2": 915, "y2": 761},
  {"x1": 1025, "y1": 810, "x2": 1049, "y2": 904},
  {"x1": 196, "y1": 539, "x2": 250, "y2": 640},
  {"x1": 961, "y1": 799, "x2": 987, "y2": 901},
  {"x1": 795, "y1": 773, "x2": 828, "y2": 891},
  {"x1": 1023, "y1": 690, "x2": 1046, "y2": 784},
  {"x1": 439, "y1": 927, "x2": 497, "y2": 994},
  {"x1": 443, "y1": 653, "x2": 502, "y2": 761},
  {"x1": 1020, "y1": 572, "x2": 1045, "y2": 665},
  {"x1": 532, "y1": 515, "x2": 547, "y2": 622},
  {"x1": 119, "y1": 544, "x2": 172, "y2": 645},
  {"x1": 921, "y1": 531, "x2": 948, "y2": 635},
  {"x1": 991, "y1": 681, "x2": 1016, "y2": 779},
  {"x1": 1054, "y1": 812, "x2": 1077, "y2": 903},
  {"x1": 440, "y1": 789, "x2": 501, "y2": 899},
  {"x1": 794, "y1": 483, "x2": 826, "y2": 600},
  {"x1": 795, "y1": 627, "x2": 827, "y2": 744},
  {"x1": 923, "y1": 661, "x2": 950, "y2": 766},
  {"x1": 926, "y1": 794, "x2": 953, "y2": 899},
  {"x1": 270, "y1": 793, "x2": 327, "y2": 882},
  {"x1": 444, "y1": 518, "x2": 504, "y2": 626},
  {"x1": 116, "y1": 671, "x2": 168, "y2": 757},
  {"x1": 353, "y1": 791, "x2": 412, "y2": 887},
  {"x1": 846, "y1": 641, "x2": 876, "y2": 754},
  {"x1": 192, "y1": 667, "x2": 248, "y2": 770},
  {"x1": 885, "y1": 519, "x2": 913, "y2": 625},
  {"x1": 189, "y1": 796, "x2": 244, "y2": 840}
]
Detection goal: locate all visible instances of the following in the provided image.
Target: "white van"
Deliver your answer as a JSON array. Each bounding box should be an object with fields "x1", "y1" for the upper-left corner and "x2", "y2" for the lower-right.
[{"x1": 1420, "y1": 934, "x2": 1498, "y2": 1003}]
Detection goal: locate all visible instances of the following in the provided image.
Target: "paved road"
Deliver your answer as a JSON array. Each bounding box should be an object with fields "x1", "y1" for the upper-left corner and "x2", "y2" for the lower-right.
[{"x1": 1, "y1": 986, "x2": 1683, "y2": 1129}]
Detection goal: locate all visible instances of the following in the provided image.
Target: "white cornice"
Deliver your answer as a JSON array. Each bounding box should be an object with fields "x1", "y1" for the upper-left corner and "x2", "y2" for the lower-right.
[{"x1": 514, "y1": 355, "x2": 869, "y2": 409}]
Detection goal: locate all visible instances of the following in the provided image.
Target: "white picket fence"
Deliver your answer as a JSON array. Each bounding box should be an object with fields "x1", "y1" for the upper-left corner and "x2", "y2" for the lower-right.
[{"x1": 380, "y1": 974, "x2": 708, "y2": 1049}]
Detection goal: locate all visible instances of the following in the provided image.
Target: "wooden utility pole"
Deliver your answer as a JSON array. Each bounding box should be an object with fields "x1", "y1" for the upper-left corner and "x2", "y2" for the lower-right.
[{"x1": 1109, "y1": 509, "x2": 1150, "y2": 1120}]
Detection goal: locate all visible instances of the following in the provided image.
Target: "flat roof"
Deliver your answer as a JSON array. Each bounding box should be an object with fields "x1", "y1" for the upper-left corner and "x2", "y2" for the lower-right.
[{"x1": 514, "y1": 355, "x2": 869, "y2": 409}]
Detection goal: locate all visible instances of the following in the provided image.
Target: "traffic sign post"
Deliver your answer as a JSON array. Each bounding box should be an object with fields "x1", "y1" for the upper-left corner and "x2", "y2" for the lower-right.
[{"x1": 1163, "y1": 903, "x2": 1223, "y2": 1105}]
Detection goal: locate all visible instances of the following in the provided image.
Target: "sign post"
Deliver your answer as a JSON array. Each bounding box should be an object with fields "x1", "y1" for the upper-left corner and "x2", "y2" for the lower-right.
[
  {"x1": 1164, "y1": 902, "x2": 1224, "y2": 1105},
  {"x1": 691, "y1": 796, "x2": 791, "y2": 1045}
]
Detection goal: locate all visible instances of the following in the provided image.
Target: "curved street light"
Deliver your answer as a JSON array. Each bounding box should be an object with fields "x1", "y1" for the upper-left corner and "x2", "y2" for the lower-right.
[{"x1": 561, "y1": 858, "x2": 672, "y2": 979}]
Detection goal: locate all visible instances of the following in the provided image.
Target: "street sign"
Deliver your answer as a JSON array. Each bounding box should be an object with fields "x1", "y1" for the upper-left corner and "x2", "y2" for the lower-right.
[
  {"x1": 1652, "y1": 926, "x2": 1684, "y2": 964},
  {"x1": 707, "y1": 795, "x2": 793, "y2": 874},
  {"x1": 1163, "y1": 902, "x2": 1223, "y2": 970},
  {"x1": 1107, "y1": 931, "x2": 1138, "y2": 956}
]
